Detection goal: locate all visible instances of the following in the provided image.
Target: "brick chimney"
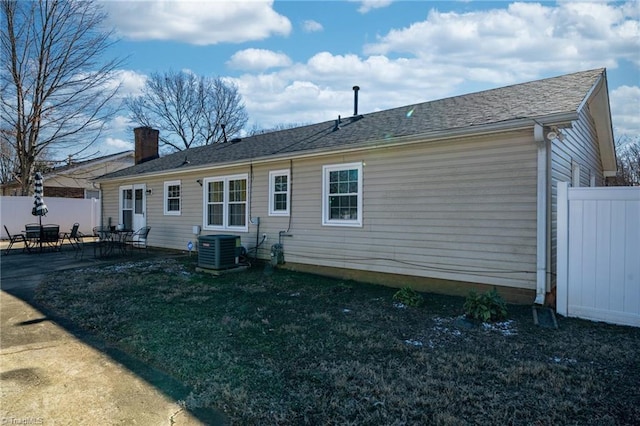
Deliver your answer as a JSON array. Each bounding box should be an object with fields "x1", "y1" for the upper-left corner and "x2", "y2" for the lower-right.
[{"x1": 134, "y1": 127, "x2": 159, "y2": 165}]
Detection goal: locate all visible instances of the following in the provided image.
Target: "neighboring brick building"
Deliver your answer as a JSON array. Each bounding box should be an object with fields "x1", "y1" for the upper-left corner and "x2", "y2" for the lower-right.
[{"x1": 1, "y1": 151, "x2": 134, "y2": 198}]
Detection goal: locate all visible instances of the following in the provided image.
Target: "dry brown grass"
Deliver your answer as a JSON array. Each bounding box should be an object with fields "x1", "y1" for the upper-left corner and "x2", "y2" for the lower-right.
[{"x1": 36, "y1": 258, "x2": 640, "y2": 425}]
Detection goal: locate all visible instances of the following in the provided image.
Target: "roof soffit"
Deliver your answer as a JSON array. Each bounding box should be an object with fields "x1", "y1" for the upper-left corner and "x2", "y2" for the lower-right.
[{"x1": 583, "y1": 74, "x2": 617, "y2": 173}]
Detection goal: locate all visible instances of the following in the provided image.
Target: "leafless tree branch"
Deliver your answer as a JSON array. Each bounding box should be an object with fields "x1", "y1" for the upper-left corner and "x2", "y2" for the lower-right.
[
  {"x1": 608, "y1": 135, "x2": 640, "y2": 186},
  {"x1": 0, "y1": 0, "x2": 123, "y2": 194},
  {"x1": 127, "y1": 70, "x2": 248, "y2": 152}
]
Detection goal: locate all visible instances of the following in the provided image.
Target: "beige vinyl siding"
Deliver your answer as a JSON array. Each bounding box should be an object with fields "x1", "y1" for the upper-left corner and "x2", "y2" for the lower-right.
[
  {"x1": 550, "y1": 106, "x2": 605, "y2": 289},
  {"x1": 100, "y1": 181, "x2": 120, "y2": 230},
  {"x1": 100, "y1": 166, "x2": 256, "y2": 251},
  {"x1": 99, "y1": 131, "x2": 538, "y2": 290},
  {"x1": 258, "y1": 131, "x2": 538, "y2": 290}
]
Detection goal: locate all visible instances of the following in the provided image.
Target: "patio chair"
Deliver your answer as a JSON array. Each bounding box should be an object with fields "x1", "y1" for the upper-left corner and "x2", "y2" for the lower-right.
[
  {"x1": 60, "y1": 223, "x2": 84, "y2": 257},
  {"x1": 92, "y1": 226, "x2": 112, "y2": 257},
  {"x1": 24, "y1": 223, "x2": 42, "y2": 252},
  {"x1": 41, "y1": 224, "x2": 61, "y2": 251},
  {"x1": 124, "y1": 226, "x2": 151, "y2": 253},
  {"x1": 3, "y1": 225, "x2": 27, "y2": 255}
]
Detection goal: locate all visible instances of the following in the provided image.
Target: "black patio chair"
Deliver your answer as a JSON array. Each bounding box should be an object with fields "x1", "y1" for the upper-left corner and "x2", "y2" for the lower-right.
[
  {"x1": 60, "y1": 223, "x2": 84, "y2": 257},
  {"x1": 24, "y1": 223, "x2": 42, "y2": 252},
  {"x1": 124, "y1": 226, "x2": 151, "y2": 254},
  {"x1": 41, "y1": 224, "x2": 61, "y2": 251},
  {"x1": 3, "y1": 225, "x2": 27, "y2": 255}
]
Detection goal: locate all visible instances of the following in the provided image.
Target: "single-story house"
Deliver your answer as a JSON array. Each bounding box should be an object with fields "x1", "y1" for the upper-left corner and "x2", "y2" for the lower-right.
[
  {"x1": 2, "y1": 151, "x2": 134, "y2": 198},
  {"x1": 96, "y1": 68, "x2": 616, "y2": 304}
]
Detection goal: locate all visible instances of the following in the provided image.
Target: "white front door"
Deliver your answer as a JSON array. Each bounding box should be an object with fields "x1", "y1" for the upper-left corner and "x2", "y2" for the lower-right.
[{"x1": 120, "y1": 184, "x2": 146, "y2": 231}]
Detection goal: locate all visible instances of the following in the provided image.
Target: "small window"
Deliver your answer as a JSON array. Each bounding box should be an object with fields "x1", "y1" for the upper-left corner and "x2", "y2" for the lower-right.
[
  {"x1": 269, "y1": 169, "x2": 290, "y2": 216},
  {"x1": 164, "y1": 180, "x2": 181, "y2": 215},
  {"x1": 322, "y1": 162, "x2": 363, "y2": 227},
  {"x1": 203, "y1": 174, "x2": 248, "y2": 231},
  {"x1": 85, "y1": 189, "x2": 100, "y2": 199}
]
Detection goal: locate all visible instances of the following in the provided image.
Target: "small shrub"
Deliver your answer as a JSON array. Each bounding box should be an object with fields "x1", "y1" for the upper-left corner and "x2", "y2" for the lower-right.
[
  {"x1": 393, "y1": 287, "x2": 424, "y2": 307},
  {"x1": 463, "y1": 288, "x2": 507, "y2": 322}
]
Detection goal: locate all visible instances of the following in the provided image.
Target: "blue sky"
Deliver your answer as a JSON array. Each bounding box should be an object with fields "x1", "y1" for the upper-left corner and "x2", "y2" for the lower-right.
[{"x1": 93, "y1": 0, "x2": 639, "y2": 157}]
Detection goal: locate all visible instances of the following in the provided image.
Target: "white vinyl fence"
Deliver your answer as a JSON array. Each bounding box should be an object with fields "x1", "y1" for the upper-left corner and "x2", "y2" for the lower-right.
[
  {"x1": 556, "y1": 182, "x2": 640, "y2": 327},
  {"x1": 0, "y1": 196, "x2": 101, "y2": 239}
]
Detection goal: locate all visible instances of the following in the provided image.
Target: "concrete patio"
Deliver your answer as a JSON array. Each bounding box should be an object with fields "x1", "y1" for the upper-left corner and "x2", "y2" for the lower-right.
[{"x1": 0, "y1": 246, "x2": 225, "y2": 425}]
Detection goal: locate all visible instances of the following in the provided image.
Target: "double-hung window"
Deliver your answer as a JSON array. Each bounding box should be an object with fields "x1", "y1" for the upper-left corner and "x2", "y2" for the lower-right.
[
  {"x1": 269, "y1": 169, "x2": 290, "y2": 216},
  {"x1": 203, "y1": 174, "x2": 248, "y2": 231},
  {"x1": 164, "y1": 180, "x2": 181, "y2": 215},
  {"x1": 322, "y1": 162, "x2": 363, "y2": 227}
]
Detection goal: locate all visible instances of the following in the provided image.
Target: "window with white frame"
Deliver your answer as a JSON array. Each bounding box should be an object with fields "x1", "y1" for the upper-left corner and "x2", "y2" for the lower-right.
[
  {"x1": 322, "y1": 162, "x2": 363, "y2": 227},
  {"x1": 203, "y1": 174, "x2": 248, "y2": 231},
  {"x1": 85, "y1": 189, "x2": 100, "y2": 199},
  {"x1": 164, "y1": 180, "x2": 181, "y2": 215},
  {"x1": 269, "y1": 169, "x2": 290, "y2": 216},
  {"x1": 120, "y1": 186, "x2": 133, "y2": 231}
]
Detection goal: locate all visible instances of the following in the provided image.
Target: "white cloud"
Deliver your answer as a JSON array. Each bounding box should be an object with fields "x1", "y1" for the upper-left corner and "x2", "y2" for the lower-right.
[
  {"x1": 302, "y1": 19, "x2": 323, "y2": 33},
  {"x1": 99, "y1": 1, "x2": 639, "y2": 143},
  {"x1": 610, "y1": 85, "x2": 640, "y2": 137},
  {"x1": 231, "y1": 52, "x2": 462, "y2": 130},
  {"x1": 352, "y1": 0, "x2": 394, "y2": 14},
  {"x1": 104, "y1": 137, "x2": 132, "y2": 150},
  {"x1": 363, "y1": 2, "x2": 639, "y2": 81},
  {"x1": 103, "y1": 0, "x2": 291, "y2": 45},
  {"x1": 227, "y1": 49, "x2": 292, "y2": 71},
  {"x1": 100, "y1": 116, "x2": 135, "y2": 154},
  {"x1": 112, "y1": 70, "x2": 147, "y2": 98},
  {"x1": 109, "y1": 115, "x2": 133, "y2": 133}
]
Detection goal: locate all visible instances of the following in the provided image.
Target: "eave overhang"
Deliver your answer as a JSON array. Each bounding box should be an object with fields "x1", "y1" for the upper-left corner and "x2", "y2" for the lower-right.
[{"x1": 581, "y1": 72, "x2": 617, "y2": 176}]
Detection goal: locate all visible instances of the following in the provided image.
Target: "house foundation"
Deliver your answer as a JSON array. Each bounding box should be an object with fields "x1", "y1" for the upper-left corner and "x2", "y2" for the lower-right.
[{"x1": 279, "y1": 262, "x2": 536, "y2": 304}]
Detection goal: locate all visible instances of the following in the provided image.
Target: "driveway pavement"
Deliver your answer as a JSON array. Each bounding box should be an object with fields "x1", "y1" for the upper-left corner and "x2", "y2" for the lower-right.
[{"x1": 1, "y1": 246, "x2": 225, "y2": 425}]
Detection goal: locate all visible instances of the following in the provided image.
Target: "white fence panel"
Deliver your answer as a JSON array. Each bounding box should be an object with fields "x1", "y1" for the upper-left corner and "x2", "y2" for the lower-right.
[
  {"x1": 557, "y1": 182, "x2": 640, "y2": 327},
  {"x1": 0, "y1": 196, "x2": 100, "y2": 238}
]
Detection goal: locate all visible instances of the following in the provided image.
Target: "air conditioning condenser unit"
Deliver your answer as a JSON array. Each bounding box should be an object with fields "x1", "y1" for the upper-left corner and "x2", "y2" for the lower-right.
[{"x1": 198, "y1": 235, "x2": 241, "y2": 270}]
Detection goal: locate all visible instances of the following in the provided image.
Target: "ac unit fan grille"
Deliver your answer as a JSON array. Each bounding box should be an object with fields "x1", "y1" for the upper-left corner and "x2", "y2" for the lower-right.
[{"x1": 198, "y1": 235, "x2": 240, "y2": 269}]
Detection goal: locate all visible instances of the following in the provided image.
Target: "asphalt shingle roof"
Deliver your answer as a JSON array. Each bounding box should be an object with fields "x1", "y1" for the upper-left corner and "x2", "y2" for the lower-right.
[{"x1": 99, "y1": 68, "x2": 604, "y2": 181}]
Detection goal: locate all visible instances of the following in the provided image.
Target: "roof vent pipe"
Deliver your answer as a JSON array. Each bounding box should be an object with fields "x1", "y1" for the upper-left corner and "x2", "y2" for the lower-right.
[{"x1": 352, "y1": 86, "x2": 360, "y2": 116}]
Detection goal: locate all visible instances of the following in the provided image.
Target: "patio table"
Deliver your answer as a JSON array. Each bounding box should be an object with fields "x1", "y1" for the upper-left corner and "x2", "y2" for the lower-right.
[
  {"x1": 110, "y1": 229, "x2": 134, "y2": 256},
  {"x1": 23, "y1": 224, "x2": 60, "y2": 253},
  {"x1": 93, "y1": 227, "x2": 133, "y2": 257}
]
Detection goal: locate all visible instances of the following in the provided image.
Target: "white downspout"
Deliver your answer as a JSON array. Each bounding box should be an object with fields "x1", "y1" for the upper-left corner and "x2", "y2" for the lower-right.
[{"x1": 534, "y1": 124, "x2": 547, "y2": 305}]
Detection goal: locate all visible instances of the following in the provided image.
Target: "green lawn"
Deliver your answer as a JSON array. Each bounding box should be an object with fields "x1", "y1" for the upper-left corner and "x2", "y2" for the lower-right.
[{"x1": 36, "y1": 257, "x2": 640, "y2": 425}]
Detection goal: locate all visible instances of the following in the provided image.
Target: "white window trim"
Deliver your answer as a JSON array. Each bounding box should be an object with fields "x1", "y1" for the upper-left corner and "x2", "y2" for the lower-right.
[
  {"x1": 269, "y1": 169, "x2": 290, "y2": 216},
  {"x1": 84, "y1": 188, "x2": 100, "y2": 199},
  {"x1": 572, "y1": 162, "x2": 581, "y2": 187},
  {"x1": 202, "y1": 173, "x2": 249, "y2": 232},
  {"x1": 119, "y1": 185, "x2": 133, "y2": 226},
  {"x1": 322, "y1": 162, "x2": 363, "y2": 227},
  {"x1": 164, "y1": 180, "x2": 181, "y2": 216}
]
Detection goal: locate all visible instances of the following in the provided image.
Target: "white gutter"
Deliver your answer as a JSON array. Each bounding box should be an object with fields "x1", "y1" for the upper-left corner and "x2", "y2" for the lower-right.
[{"x1": 534, "y1": 123, "x2": 548, "y2": 305}]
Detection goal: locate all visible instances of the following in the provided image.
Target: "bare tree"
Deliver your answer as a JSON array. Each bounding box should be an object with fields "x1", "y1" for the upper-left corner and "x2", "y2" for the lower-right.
[
  {"x1": 0, "y1": 0, "x2": 122, "y2": 195},
  {"x1": 246, "y1": 122, "x2": 308, "y2": 136},
  {"x1": 609, "y1": 136, "x2": 640, "y2": 186},
  {"x1": 126, "y1": 70, "x2": 248, "y2": 152},
  {"x1": 0, "y1": 126, "x2": 15, "y2": 185}
]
